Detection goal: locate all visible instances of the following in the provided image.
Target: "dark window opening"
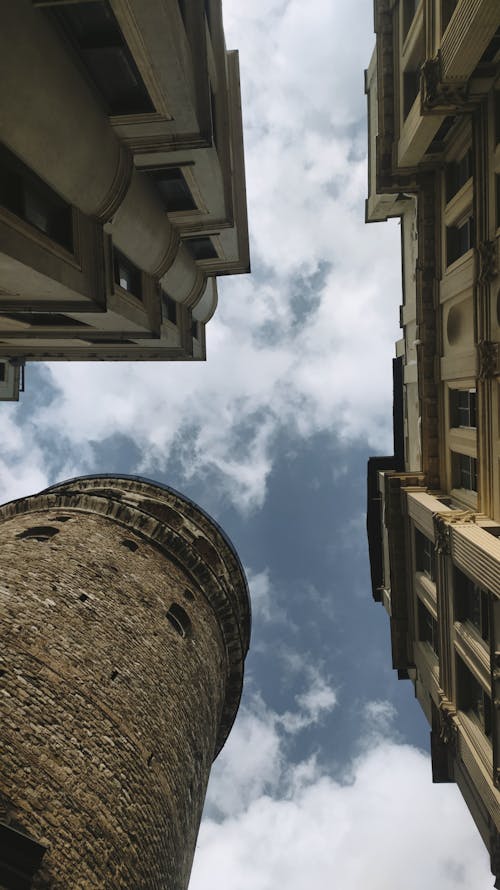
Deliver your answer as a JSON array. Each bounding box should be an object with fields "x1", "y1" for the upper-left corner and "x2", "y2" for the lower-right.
[
  {"x1": 184, "y1": 236, "x2": 218, "y2": 261},
  {"x1": 16, "y1": 526, "x2": 60, "y2": 542},
  {"x1": 121, "y1": 538, "x2": 138, "y2": 552},
  {"x1": 454, "y1": 567, "x2": 490, "y2": 642},
  {"x1": 479, "y1": 27, "x2": 500, "y2": 65},
  {"x1": 183, "y1": 588, "x2": 195, "y2": 602},
  {"x1": 415, "y1": 529, "x2": 436, "y2": 581},
  {"x1": 191, "y1": 320, "x2": 199, "y2": 340},
  {"x1": 403, "y1": 0, "x2": 419, "y2": 40},
  {"x1": 0, "y1": 363, "x2": 5, "y2": 383},
  {"x1": 457, "y1": 657, "x2": 492, "y2": 738},
  {"x1": 113, "y1": 249, "x2": 142, "y2": 299},
  {"x1": 50, "y1": 1, "x2": 154, "y2": 115},
  {"x1": 162, "y1": 291, "x2": 178, "y2": 325},
  {"x1": 147, "y1": 167, "x2": 196, "y2": 213},
  {"x1": 441, "y1": 0, "x2": 458, "y2": 33},
  {"x1": 418, "y1": 598, "x2": 439, "y2": 656},
  {"x1": 451, "y1": 389, "x2": 476, "y2": 428},
  {"x1": 204, "y1": 0, "x2": 212, "y2": 35},
  {"x1": 445, "y1": 149, "x2": 473, "y2": 202},
  {"x1": 403, "y1": 69, "x2": 420, "y2": 119},
  {"x1": 79, "y1": 593, "x2": 88, "y2": 602},
  {"x1": 453, "y1": 453, "x2": 478, "y2": 491},
  {"x1": 166, "y1": 603, "x2": 192, "y2": 638},
  {"x1": 54, "y1": 515, "x2": 72, "y2": 522},
  {"x1": 110, "y1": 670, "x2": 118, "y2": 681},
  {"x1": 496, "y1": 174, "x2": 500, "y2": 230},
  {"x1": 1, "y1": 312, "x2": 88, "y2": 327},
  {"x1": 446, "y1": 216, "x2": 474, "y2": 266},
  {"x1": 0, "y1": 143, "x2": 73, "y2": 250},
  {"x1": 210, "y1": 86, "x2": 218, "y2": 150}
]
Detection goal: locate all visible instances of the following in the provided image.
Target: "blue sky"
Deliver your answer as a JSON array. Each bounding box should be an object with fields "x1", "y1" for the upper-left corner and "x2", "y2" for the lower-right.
[{"x1": 0, "y1": 0, "x2": 494, "y2": 886}]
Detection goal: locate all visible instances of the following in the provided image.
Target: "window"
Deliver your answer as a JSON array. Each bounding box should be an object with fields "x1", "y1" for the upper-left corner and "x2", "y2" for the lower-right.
[
  {"x1": 0, "y1": 144, "x2": 73, "y2": 250},
  {"x1": 16, "y1": 526, "x2": 60, "y2": 541},
  {"x1": 415, "y1": 529, "x2": 436, "y2": 581},
  {"x1": 454, "y1": 567, "x2": 490, "y2": 642},
  {"x1": 184, "y1": 236, "x2": 218, "y2": 261},
  {"x1": 161, "y1": 292, "x2": 177, "y2": 325},
  {"x1": 418, "y1": 599, "x2": 439, "y2": 656},
  {"x1": 445, "y1": 150, "x2": 472, "y2": 202},
  {"x1": 113, "y1": 249, "x2": 142, "y2": 299},
  {"x1": 453, "y1": 453, "x2": 478, "y2": 491},
  {"x1": 147, "y1": 168, "x2": 196, "y2": 213},
  {"x1": 2, "y1": 312, "x2": 88, "y2": 328},
  {"x1": 0, "y1": 363, "x2": 5, "y2": 383},
  {"x1": 496, "y1": 174, "x2": 500, "y2": 230},
  {"x1": 403, "y1": 69, "x2": 420, "y2": 119},
  {"x1": 191, "y1": 320, "x2": 199, "y2": 340},
  {"x1": 451, "y1": 389, "x2": 476, "y2": 428},
  {"x1": 166, "y1": 603, "x2": 192, "y2": 638},
  {"x1": 441, "y1": 0, "x2": 458, "y2": 33},
  {"x1": 446, "y1": 216, "x2": 474, "y2": 265},
  {"x1": 457, "y1": 658, "x2": 492, "y2": 739},
  {"x1": 50, "y1": 1, "x2": 154, "y2": 115},
  {"x1": 402, "y1": 0, "x2": 418, "y2": 40}
]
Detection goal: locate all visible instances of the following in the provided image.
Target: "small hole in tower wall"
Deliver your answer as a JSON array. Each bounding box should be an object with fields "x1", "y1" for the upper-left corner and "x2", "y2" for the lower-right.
[
  {"x1": 110, "y1": 670, "x2": 118, "y2": 681},
  {"x1": 147, "y1": 753, "x2": 154, "y2": 767},
  {"x1": 16, "y1": 526, "x2": 60, "y2": 541},
  {"x1": 79, "y1": 593, "x2": 89, "y2": 602},
  {"x1": 121, "y1": 539, "x2": 139, "y2": 552},
  {"x1": 54, "y1": 516, "x2": 72, "y2": 522},
  {"x1": 166, "y1": 603, "x2": 192, "y2": 638},
  {"x1": 183, "y1": 588, "x2": 195, "y2": 601}
]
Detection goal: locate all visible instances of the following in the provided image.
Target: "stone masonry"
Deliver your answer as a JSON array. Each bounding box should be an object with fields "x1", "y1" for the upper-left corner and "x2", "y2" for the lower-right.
[{"x1": 0, "y1": 475, "x2": 251, "y2": 890}]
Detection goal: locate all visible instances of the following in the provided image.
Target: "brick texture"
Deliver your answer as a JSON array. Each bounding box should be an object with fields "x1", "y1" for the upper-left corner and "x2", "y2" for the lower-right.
[{"x1": 0, "y1": 477, "x2": 250, "y2": 890}]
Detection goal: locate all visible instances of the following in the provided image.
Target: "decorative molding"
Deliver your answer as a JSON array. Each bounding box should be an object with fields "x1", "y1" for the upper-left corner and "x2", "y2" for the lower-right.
[
  {"x1": 477, "y1": 240, "x2": 498, "y2": 285},
  {"x1": 478, "y1": 340, "x2": 500, "y2": 380},
  {"x1": 94, "y1": 144, "x2": 134, "y2": 223},
  {"x1": 433, "y1": 510, "x2": 476, "y2": 555},
  {"x1": 420, "y1": 54, "x2": 468, "y2": 112},
  {"x1": 438, "y1": 702, "x2": 459, "y2": 757},
  {"x1": 152, "y1": 228, "x2": 180, "y2": 280}
]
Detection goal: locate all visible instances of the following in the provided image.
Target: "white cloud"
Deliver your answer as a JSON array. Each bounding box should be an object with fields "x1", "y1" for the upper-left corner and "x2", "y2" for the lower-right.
[
  {"x1": 2, "y1": 0, "x2": 402, "y2": 514},
  {"x1": 191, "y1": 698, "x2": 492, "y2": 890}
]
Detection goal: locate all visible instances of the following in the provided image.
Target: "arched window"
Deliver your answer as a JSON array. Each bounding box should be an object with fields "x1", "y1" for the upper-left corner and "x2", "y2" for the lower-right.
[
  {"x1": 16, "y1": 526, "x2": 60, "y2": 542},
  {"x1": 166, "y1": 603, "x2": 192, "y2": 639}
]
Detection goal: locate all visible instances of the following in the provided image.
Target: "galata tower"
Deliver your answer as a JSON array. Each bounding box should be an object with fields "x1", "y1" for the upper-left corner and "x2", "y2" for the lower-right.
[{"x1": 0, "y1": 475, "x2": 251, "y2": 890}]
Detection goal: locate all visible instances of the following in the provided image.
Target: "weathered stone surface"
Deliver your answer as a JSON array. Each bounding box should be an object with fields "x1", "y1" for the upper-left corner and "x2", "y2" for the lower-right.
[{"x1": 0, "y1": 476, "x2": 250, "y2": 890}]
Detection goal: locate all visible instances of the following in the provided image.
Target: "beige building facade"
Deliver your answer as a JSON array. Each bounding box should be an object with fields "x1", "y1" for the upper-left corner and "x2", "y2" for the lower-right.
[
  {"x1": 366, "y1": 0, "x2": 500, "y2": 883},
  {"x1": 0, "y1": 475, "x2": 251, "y2": 889},
  {"x1": 0, "y1": 0, "x2": 249, "y2": 399}
]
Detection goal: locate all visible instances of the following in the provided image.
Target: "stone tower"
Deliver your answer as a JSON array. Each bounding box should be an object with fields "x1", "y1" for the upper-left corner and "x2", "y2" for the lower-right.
[{"x1": 0, "y1": 475, "x2": 251, "y2": 890}]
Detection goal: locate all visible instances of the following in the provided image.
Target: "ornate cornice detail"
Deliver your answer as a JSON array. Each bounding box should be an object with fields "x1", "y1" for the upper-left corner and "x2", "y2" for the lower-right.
[
  {"x1": 433, "y1": 510, "x2": 476, "y2": 555},
  {"x1": 438, "y1": 702, "x2": 459, "y2": 756},
  {"x1": 421, "y1": 54, "x2": 468, "y2": 112},
  {"x1": 477, "y1": 239, "x2": 498, "y2": 285},
  {"x1": 478, "y1": 340, "x2": 500, "y2": 380},
  {"x1": 94, "y1": 144, "x2": 134, "y2": 223}
]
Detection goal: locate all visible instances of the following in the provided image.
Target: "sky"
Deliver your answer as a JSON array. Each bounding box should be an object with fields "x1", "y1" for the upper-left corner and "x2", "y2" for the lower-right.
[{"x1": 0, "y1": 0, "x2": 495, "y2": 887}]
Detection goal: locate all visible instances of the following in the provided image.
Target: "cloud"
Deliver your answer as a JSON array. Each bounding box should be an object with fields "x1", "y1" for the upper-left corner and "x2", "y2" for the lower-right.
[
  {"x1": 1, "y1": 0, "x2": 402, "y2": 514},
  {"x1": 191, "y1": 698, "x2": 492, "y2": 890}
]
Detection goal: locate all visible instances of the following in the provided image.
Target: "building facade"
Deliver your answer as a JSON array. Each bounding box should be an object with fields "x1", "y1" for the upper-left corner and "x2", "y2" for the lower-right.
[
  {"x1": 366, "y1": 0, "x2": 500, "y2": 883},
  {"x1": 0, "y1": 475, "x2": 251, "y2": 889},
  {"x1": 0, "y1": 0, "x2": 249, "y2": 399}
]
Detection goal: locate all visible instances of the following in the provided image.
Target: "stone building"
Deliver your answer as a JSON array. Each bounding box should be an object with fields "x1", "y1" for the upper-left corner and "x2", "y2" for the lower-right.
[
  {"x1": 0, "y1": 0, "x2": 249, "y2": 399},
  {"x1": 0, "y1": 475, "x2": 251, "y2": 889},
  {"x1": 365, "y1": 0, "x2": 500, "y2": 883}
]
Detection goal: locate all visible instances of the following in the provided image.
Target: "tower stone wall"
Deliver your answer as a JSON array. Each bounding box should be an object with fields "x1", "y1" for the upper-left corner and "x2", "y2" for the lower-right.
[{"x1": 0, "y1": 475, "x2": 250, "y2": 890}]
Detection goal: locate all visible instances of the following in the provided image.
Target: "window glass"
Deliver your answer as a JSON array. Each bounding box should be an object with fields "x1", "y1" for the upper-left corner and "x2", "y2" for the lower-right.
[{"x1": 415, "y1": 529, "x2": 436, "y2": 581}]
